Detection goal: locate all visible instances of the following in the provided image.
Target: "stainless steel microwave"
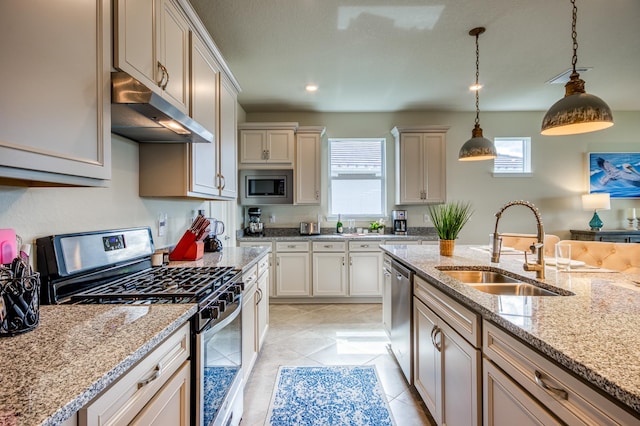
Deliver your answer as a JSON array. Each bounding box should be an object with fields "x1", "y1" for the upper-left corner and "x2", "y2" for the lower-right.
[{"x1": 239, "y1": 169, "x2": 293, "y2": 205}]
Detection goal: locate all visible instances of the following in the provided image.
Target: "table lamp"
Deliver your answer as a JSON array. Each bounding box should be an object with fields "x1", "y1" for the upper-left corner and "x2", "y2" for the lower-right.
[{"x1": 581, "y1": 193, "x2": 611, "y2": 231}]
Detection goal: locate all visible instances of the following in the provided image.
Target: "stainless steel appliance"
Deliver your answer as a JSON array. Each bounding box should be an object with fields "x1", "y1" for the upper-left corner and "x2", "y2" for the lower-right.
[
  {"x1": 390, "y1": 259, "x2": 413, "y2": 383},
  {"x1": 35, "y1": 227, "x2": 244, "y2": 426},
  {"x1": 299, "y1": 222, "x2": 320, "y2": 235},
  {"x1": 239, "y1": 170, "x2": 293, "y2": 205},
  {"x1": 392, "y1": 210, "x2": 408, "y2": 235},
  {"x1": 204, "y1": 219, "x2": 225, "y2": 252},
  {"x1": 245, "y1": 207, "x2": 264, "y2": 236}
]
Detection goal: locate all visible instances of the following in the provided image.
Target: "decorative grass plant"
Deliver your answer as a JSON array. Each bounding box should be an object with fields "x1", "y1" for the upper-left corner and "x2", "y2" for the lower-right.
[{"x1": 428, "y1": 201, "x2": 474, "y2": 255}]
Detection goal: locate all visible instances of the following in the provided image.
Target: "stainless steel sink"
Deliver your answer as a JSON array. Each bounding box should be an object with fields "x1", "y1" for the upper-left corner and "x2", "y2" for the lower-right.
[{"x1": 437, "y1": 267, "x2": 568, "y2": 296}]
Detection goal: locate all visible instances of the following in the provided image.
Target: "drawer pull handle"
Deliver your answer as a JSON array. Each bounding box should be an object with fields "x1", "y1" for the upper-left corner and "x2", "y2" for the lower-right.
[
  {"x1": 138, "y1": 365, "x2": 161, "y2": 389},
  {"x1": 534, "y1": 370, "x2": 568, "y2": 400}
]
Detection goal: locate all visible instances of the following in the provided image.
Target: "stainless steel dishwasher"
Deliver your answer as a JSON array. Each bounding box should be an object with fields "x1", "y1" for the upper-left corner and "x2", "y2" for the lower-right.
[{"x1": 390, "y1": 259, "x2": 413, "y2": 383}]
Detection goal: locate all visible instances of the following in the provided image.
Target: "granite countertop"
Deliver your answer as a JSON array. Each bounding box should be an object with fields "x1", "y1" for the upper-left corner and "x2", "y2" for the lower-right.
[
  {"x1": 237, "y1": 227, "x2": 437, "y2": 242},
  {"x1": 381, "y1": 244, "x2": 640, "y2": 416},
  {"x1": 168, "y1": 246, "x2": 271, "y2": 270},
  {"x1": 0, "y1": 304, "x2": 196, "y2": 426}
]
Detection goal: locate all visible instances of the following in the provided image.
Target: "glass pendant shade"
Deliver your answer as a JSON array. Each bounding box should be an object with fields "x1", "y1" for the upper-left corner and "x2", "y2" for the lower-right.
[
  {"x1": 541, "y1": 74, "x2": 614, "y2": 135},
  {"x1": 459, "y1": 124, "x2": 497, "y2": 161}
]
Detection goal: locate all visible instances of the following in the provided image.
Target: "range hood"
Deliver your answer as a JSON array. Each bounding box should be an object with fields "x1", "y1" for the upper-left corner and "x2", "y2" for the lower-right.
[{"x1": 111, "y1": 71, "x2": 213, "y2": 144}]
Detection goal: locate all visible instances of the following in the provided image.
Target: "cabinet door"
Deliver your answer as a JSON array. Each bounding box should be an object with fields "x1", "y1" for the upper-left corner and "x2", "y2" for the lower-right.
[
  {"x1": 483, "y1": 359, "x2": 562, "y2": 426},
  {"x1": 130, "y1": 361, "x2": 191, "y2": 426},
  {"x1": 266, "y1": 130, "x2": 294, "y2": 164},
  {"x1": 114, "y1": 0, "x2": 156, "y2": 87},
  {"x1": 190, "y1": 33, "x2": 219, "y2": 196},
  {"x1": 414, "y1": 297, "x2": 442, "y2": 424},
  {"x1": 349, "y1": 252, "x2": 382, "y2": 296},
  {"x1": 313, "y1": 253, "x2": 347, "y2": 296},
  {"x1": 423, "y1": 133, "x2": 446, "y2": 203},
  {"x1": 157, "y1": 0, "x2": 190, "y2": 113},
  {"x1": 0, "y1": 0, "x2": 111, "y2": 185},
  {"x1": 218, "y1": 77, "x2": 238, "y2": 199},
  {"x1": 275, "y1": 253, "x2": 310, "y2": 297},
  {"x1": 397, "y1": 133, "x2": 425, "y2": 204},
  {"x1": 440, "y1": 319, "x2": 481, "y2": 426},
  {"x1": 256, "y1": 269, "x2": 269, "y2": 349},
  {"x1": 242, "y1": 283, "x2": 257, "y2": 382},
  {"x1": 382, "y1": 258, "x2": 392, "y2": 336},
  {"x1": 295, "y1": 133, "x2": 321, "y2": 204},
  {"x1": 240, "y1": 130, "x2": 267, "y2": 163}
]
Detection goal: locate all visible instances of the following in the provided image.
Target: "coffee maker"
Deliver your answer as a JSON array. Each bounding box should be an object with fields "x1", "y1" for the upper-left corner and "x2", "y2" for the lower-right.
[
  {"x1": 245, "y1": 207, "x2": 264, "y2": 236},
  {"x1": 392, "y1": 210, "x2": 408, "y2": 235}
]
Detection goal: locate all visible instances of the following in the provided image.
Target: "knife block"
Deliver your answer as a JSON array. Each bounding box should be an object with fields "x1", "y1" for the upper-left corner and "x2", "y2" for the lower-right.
[
  {"x1": 181, "y1": 241, "x2": 204, "y2": 261},
  {"x1": 169, "y1": 231, "x2": 205, "y2": 261}
]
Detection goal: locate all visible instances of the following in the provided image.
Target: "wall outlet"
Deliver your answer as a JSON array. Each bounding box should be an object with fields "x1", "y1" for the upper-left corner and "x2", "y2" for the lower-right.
[
  {"x1": 423, "y1": 213, "x2": 431, "y2": 224},
  {"x1": 269, "y1": 214, "x2": 275, "y2": 223}
]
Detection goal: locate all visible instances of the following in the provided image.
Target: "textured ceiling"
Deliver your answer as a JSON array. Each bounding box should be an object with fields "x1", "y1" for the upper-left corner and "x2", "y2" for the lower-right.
[{"x1": 189, "y1": 0, "x2": 640, "y2": 113}]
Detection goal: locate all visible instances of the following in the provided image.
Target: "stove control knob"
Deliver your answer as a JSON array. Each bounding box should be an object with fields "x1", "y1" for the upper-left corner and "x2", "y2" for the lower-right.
[
  {"x1": 202, "y1": 305, "x2": 219, "y2": 320},
  {"x1": 224, "y1": 290, "x2": 236, "y2": 302},
  {"x1": 218, "y1": 300, "x2": 226, "y2": 313},
  {"x1": 232, "y1": 284, "x2": 243, "y2": 295}
]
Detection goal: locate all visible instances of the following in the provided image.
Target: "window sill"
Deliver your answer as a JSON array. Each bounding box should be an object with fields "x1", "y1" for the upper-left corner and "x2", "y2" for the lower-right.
[{"x1": 492, "y1": 172, "x2": 533, "y2": 178}]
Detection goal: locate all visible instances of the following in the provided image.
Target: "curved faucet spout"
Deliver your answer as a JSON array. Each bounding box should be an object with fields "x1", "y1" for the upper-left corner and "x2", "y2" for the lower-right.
[{"x1": 491, "y1": 200, "x2": 546, "y2": 279}]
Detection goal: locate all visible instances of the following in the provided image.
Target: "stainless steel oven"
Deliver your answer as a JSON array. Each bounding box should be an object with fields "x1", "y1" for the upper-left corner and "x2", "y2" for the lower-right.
[
  {"x1": 36, "y1": 227, "x2": 244, "y2": 426},
  {"x1": 239, "y1": 169, "x2": 293, "y2": 205}
]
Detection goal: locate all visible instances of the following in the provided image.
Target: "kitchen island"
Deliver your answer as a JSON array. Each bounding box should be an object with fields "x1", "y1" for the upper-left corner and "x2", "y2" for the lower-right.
[{"x1": 381, "y1": 244, "x2": 640, "y2": 420}]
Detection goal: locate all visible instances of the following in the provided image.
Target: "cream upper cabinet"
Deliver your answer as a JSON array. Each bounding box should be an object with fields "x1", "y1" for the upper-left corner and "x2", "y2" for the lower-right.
[
  {"x1": 391, "y1": 126, "x2": 449, "y2": 205},
  {"x1": 114, "y1": 0, "x2": 190, "y2": 113},
  {"x1": 138, "y1": 26, "x2": 240, "y2": 200},
  {"x1": 238, "y1": 123, "x2": 297, "y2": 168},
  {"x1": 0, "y1": 0, "x2": 111, "y2": 186},
  {"x1": 295, "y1": 126, "x2": 325, "y2": 205}
]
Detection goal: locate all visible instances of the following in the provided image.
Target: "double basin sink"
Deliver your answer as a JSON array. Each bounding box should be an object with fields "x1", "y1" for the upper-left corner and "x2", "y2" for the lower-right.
[{"x1": 436, "y1": 267, "x2": 573, "y2": 297}]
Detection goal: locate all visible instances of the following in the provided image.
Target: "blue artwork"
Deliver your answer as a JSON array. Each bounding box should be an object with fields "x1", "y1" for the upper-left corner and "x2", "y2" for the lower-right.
[
  {"x1": 588, "y1": 152, "x2": 640, "y2": 198},
  {"x1": 266, "y1": 366, "x2": 395, "y2": 426}
]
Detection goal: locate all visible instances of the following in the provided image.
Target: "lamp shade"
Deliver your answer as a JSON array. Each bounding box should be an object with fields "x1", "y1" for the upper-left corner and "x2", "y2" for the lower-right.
[
  {"x1": 458, "y1": 124, "x2": 497, "y2": 161},
  {"x1": 582, "y1": 193, "x2": 611, "y2": 211},
  {"x1": 541, "y1": 90, "x2": 614, "y2": 136}
]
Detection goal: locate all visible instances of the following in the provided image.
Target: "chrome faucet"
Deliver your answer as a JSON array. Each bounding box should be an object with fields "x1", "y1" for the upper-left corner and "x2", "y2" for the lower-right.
[{"x1": 491, "y1": 200, "x2": 546, "y2": 279}]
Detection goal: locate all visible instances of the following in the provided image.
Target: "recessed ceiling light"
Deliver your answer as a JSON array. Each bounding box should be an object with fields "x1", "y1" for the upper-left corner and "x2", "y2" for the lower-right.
[{"x1": 305, "y1": 84, "x2": 318, "y2": 92}]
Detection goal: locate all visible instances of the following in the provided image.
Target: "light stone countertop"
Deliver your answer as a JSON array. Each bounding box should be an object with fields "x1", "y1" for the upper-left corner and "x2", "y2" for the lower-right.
[
  {"x1": 381, "y1": 244, "x2": 640, "y2": 417},
  {"x1": 0, "y1": 304, "x2": 196, "y2": 426},
  {"x1": 0, "y1": 247, "x2": 269, "y2": 426}
]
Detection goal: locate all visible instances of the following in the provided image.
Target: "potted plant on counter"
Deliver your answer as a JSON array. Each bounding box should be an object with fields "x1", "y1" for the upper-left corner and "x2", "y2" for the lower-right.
[
  {"x1": 369, "y1": 218, "x2": 385, "y2": 234},
  {"x1": 428, "y1": 201, "x2": 474, "y2": 256}
]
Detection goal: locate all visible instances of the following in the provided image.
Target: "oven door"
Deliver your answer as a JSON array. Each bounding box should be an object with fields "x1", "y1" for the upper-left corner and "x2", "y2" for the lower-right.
[{"x1": 195, "y1": 295, "x2": 243, "y2": 426}]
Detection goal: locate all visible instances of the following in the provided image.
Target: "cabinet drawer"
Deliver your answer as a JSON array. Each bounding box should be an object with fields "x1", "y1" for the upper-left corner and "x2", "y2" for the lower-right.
[
  {"x1": 239, "y1": 241, "x2": 274, "y2": 249},
  {"x1": 276, "y1": 241, "x2": 310, "y2": 252},
  {"x1": 80, "y1": 322, "x2": 190, "y2": 426},
  {"x1": 313, "y1": 241, "x2": 346, "y2": 252},
  {"x1": 348, "y1": 240, "x2": 382, "y2": 251},
  {"x1": 243, "y1": 264, "x2": 258, "y2": 292},
  {"x1": 483, "y1": 321, "x2": 638, "y2": 425},
  {"x1": 257, "y1": 254, "x2": 270, "y2": 277},
  {"x1": 414, "y1": 275, "x2": 480, "y2": 348}
]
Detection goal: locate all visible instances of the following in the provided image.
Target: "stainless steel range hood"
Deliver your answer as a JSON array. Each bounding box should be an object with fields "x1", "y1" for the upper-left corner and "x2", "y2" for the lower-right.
[{"x1": 111, "y1": 71, "x2": 213, "y2": 144}]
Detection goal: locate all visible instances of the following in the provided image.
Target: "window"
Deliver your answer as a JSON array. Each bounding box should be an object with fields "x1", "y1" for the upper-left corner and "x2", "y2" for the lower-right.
[
  {"x1": 328, "y1": 138, "x2": 385, "y2": 216},
  {"x1": 493, "y1": 137, "x2": 532, "y2": 176}
]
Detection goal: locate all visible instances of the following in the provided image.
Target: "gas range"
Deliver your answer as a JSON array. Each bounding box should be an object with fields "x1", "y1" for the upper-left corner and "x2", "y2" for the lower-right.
[{"x1": 35, "y1": 227, "x2": 245, "y2": 426}]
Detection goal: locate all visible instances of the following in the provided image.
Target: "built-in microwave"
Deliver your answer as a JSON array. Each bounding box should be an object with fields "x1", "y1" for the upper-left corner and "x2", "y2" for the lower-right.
[{"x1": 239, "y1": 169, "x2": 293, "y2": 205}]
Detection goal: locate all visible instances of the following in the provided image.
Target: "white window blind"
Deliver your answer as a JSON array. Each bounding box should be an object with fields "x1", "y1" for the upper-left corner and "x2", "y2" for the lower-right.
[
  {"x1": 493, "y1": 137, "x2": 531, "y2": 175},
  {"x1": 329, "y1": 138, "x2": 385, "y2": 216}
]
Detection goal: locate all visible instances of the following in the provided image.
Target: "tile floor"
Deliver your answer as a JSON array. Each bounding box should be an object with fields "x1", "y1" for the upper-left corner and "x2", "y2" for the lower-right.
[{"x1": 241, "y1": 303, "x2": 436, "y2": 425}]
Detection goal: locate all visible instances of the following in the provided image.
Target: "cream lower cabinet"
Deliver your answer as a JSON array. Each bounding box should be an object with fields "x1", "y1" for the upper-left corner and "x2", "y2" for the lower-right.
[
  {"x1": 242, "y1": 264, "x2": 258, "y2": 383},
  {"x1": 312, "y1": 242, "x2": 347, "y2": 296},
  {"x1": 349, "y1": 241, "x2": 382, "y2": 296},
  {"x1": 483, "y1": 320, "x2": 639, "y2": 425},
  {"x1": 0, "y1": 0, "x2": 111, "y2": 185},
  {"x1": 382, "y1": 255, "x2": 393, "y2": 336},
  {"x1": 256, "y1": 255, "x2": 270, "y2": 348},
  {"x1": 413, "y1": 275, "x2": 481, "y2": 426},
  {"x1": 238, "y1": 242, "x2": 274, "y2": 296},
  {"x1": 391, "y1": 126, "x2": 448, "y2": 205},
  {"x1": 80, "y1": 323, "x2": 190, "y2": 425},
  {"x1": 275, "y1": 241, "x2": 310, "y2": 297}
]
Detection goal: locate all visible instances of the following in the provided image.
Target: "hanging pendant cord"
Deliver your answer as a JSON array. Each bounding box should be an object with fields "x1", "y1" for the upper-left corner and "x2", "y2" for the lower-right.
[
  {"x1": 571, "y1": 0, "x2": 578, "y2": 74},
  {"x1": 474, "y1": 31, "x2": 480, "y2": 126}
]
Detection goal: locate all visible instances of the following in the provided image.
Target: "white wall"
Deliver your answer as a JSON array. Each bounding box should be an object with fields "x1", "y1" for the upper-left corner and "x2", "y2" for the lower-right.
[{"x1": 244, "y1": 110, "x2": 640, "y2": 244}]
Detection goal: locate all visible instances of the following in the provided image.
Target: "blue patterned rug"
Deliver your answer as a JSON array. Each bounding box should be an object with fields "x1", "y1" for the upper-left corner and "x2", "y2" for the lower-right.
[{"x1": 266, "y1": 366, "x2": 395, "y2": 426}]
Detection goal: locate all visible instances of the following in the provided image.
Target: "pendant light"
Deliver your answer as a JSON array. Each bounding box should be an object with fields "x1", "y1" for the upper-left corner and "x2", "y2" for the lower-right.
[
  {"x1": 541, "y1": 0, "x2": 613, "y2": 136},
  {"x1": 458, "y1": 27, "x2": 497, "y2": 161}
]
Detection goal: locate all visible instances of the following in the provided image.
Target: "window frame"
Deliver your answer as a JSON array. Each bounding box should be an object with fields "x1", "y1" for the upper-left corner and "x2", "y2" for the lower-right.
[
  {"x1": 492, "y1": 136, "x2": 532, "y2": 177},
  {"x1": 327, "y1": 137, "x2": 387, "y2": 219}
]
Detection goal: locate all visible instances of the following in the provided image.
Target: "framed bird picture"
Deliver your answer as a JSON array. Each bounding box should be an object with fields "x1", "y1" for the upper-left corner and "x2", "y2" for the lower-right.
[{"x1": 588, "y1": 152, "x2": 640, "y2": 198}]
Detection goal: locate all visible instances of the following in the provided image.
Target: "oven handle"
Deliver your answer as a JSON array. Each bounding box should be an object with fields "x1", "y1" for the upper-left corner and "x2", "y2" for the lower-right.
[{"x1": 200, "y1": 293, "x2": 242, "y2": 334}]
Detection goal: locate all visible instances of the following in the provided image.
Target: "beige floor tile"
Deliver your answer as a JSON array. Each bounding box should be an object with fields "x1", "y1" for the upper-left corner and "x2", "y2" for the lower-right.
[{"x1": 241, "y1": 303, "x2": 433, "y2": 426}]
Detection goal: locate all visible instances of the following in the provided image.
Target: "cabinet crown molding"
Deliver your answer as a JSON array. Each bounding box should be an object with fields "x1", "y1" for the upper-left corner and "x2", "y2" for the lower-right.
[
  {"x1": 238, "y1": 122, "x2": 299, "y2": 131},
  {"x1": 391, "y1": 125, "x2": 450, "y2": 137},
  {"x1": 297, "y1": 126, "x2": 326, "y2": 136}
]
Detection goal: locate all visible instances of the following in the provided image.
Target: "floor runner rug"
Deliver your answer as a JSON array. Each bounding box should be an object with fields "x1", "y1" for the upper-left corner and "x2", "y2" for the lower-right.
[{"x1": 265, "y1": 365, "x2": 395, "y2": 426}]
